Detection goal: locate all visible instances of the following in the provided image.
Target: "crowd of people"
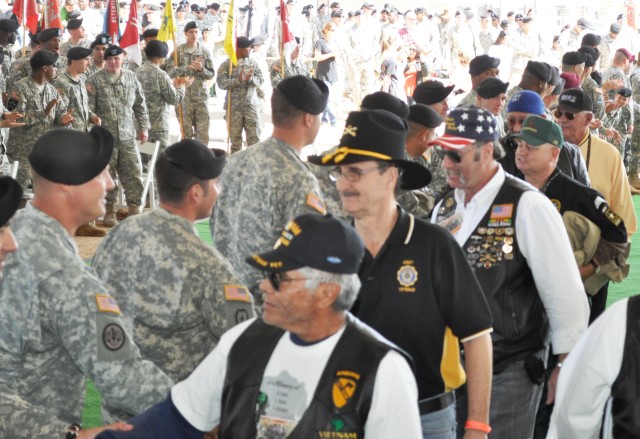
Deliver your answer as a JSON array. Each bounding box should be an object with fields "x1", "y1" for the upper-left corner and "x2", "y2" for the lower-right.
[{"x1": 0, "y1": 0, "x2": 640, "y2": 439}]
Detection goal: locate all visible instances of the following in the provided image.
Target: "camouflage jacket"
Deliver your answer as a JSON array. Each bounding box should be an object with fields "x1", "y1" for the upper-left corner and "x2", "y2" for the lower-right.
[
  {"x1": 53, "y1": 71, "x2": 96, "y2": 132},
  {"x1": 165, "y1": 42, "x2": 215, "y2": 102}
]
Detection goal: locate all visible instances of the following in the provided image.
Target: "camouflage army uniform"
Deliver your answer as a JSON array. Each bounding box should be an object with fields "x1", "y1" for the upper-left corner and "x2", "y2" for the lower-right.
[
  {"x1": 582, "y1": 74, "x2": 605, "y2": 120},
  {"x1": 602, "y1": 105, "x2": 630, "y2": 157},
  {"x1": 85, "y1": 59, "x2": 104, "y2": 77},
  {"x1": 599, "y1": 34, "x2": 618, "y2": 72},
  {"x1": 307, "y1": 151, "x2": 347, "y2": 220},
  {"x1": 602, "y1": 65, "x2": 634, "y2": 120},
  {"x1": 92, "y1": 207, "x2": 255, "y2": 382},
  {"x1": 395, "y1": 151, "x2": 434, "y2": 220},
  {"x1": 0, "y1": 204, "x2": 172, "y2": 431},
  {"x1": 86, "y1": 68, "x2": 149, "y2": 207},
  {"x1": 59, "y1": 38, "x2": 91, "y2": 57},
  {"x1": 135, "y1": 61, "x2": 186, "y2": 150},
  {"x1": 421, "y1": 147, "x2": 449, "y2": 201},
  {"x1": 166, "y1": 43, "x2": 215, "y2": 145},
  {"x1": 53, "y1": 70, "x2": 97, "y2": 132},
  {"x1": 269, "y1": 57, "x2": 311, "y2": 87},
  {"x1": 511, "y1": 30, "x2": 538, "y2": 83},
  {"x1": 348, "y1": 21, "x2": 380, "y2": 106},
  {"x1": 210, "y1": 137, "x2": 326, "y2": 297},
  {"x1": 217, "y1": 56, "x2": 264, "y2": 153},
  {"x1": 628, "y1": 73, "x2": 640, "y2": 177},
  {"x1": 6, "y1": 55, "x2": 68, "y2": 91},
  {"x1": 0, "y1": 43, "x2": 16, "y2": 78},
  {"x1": 457, "y1": 89, "x2": 478, "y2": 108},
  {"x1": 6, "y1": 77, "x2": 69, "y2": 190}
]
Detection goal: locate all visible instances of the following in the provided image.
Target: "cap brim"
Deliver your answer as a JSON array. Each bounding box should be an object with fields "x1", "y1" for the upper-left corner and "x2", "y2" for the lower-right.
[
  {"x1": 246, "y1": 249, "x2": 305, "y2": 273},
  {"x1": 427, "y1": 134, "x2": 475, "y2": 150},
  {"x1": 512, "y1": 132, "x2": 545, "y2": 147},
  {"x1": 556, "y1": 104, "x2": 581, "y2": 114}
]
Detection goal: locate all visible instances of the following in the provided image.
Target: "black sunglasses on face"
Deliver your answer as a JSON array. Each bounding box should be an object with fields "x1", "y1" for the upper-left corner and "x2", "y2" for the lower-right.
[{"x1": 554, "y1": 110, "x2": 576, "y2": 120}]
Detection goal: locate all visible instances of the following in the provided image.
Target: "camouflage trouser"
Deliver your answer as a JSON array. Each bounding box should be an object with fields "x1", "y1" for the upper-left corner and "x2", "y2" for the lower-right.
[
  {"x1": 352, "y1": 61, "x2": 375, "y2": 107},
  {"x1": 6, "y1": 139, "x2": 32, "y2": 192},
  {"x1": 177, "y1": 97, "x2": 210, "y2": 145},
  {"x1": 105, "y1": 139, "x2": 143, "y2": 207},
  {"x1": 148, "y1": 131, "x2": 171, "y2": 152},
  {"x1": 228, "y1": 109, "x2": 261, "y2": 154},
  {"x1": 630, "y1": 120, "x2": 640, "y2": 176}
]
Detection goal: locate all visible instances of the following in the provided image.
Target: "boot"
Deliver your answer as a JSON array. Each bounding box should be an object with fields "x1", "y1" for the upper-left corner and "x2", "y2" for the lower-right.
[
  {"x1": 103, "y1": 204, "x2": 117, "y2": 227},
  {"x1": 75, "y1": 222, "x2": 107, "y2": 237},
  {"x1": 629, "y1": 173, "x2": 640, "y2": 195},
  {"x1": 127, "y1": 204, "x2": 142, "y2": 216},
  {"x1": 115, "y1": 208, "x2": 128, "y2": 221}
]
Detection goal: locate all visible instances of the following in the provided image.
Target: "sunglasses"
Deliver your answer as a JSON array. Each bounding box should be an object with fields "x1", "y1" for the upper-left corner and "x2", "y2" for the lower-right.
[
  {"x1": 435, "y1": 145, "x2": 475, "y2": 163},
  {"x1": 264, "y1": 271, "x2": 307, "y2": 290},
  {"x1": 553, "y1": 110, "x2": 576, "y2": 120}
]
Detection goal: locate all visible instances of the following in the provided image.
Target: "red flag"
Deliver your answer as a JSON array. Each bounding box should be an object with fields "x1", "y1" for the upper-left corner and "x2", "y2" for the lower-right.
[
  {"x1": 119, "y1": 0, "x2": 141, "y2": 66},
  {"x1": 12, "y1": 0, "x2": 39, "y2": 34},
  {"x1": 44, "y1": 0, "x2": 63, "y2": 29},
  {"x1": 103, "y1": 0, "x2": 120, "y2": 42},
  {"x1": 280, "y1": 0, "x2": 294, "y2": 45}
]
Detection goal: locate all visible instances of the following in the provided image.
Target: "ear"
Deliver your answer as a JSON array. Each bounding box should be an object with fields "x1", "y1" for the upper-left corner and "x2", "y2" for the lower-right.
[{"x1": 315, "y1": 282, "x2": 340, "y2": 309}]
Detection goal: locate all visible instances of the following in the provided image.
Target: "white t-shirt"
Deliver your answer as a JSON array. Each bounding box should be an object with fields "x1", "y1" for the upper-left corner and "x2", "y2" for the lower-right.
[{"x1": 172, "y1": 318, "x2": 422, "y2": 439}]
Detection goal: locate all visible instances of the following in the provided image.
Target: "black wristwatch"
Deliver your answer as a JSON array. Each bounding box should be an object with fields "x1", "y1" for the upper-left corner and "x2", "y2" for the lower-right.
[{"x1": 65, "y1": 423, "x2": 82, "y2": 439}]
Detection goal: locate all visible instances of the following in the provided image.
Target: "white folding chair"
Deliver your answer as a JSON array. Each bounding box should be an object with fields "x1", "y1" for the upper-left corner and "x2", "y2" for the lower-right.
[
  {"x1": 10, "y1": 160, "x2": 18, "y2": 179},
  {"x1": 138, "y1": 141, "x2": 160, "y2": 210}
]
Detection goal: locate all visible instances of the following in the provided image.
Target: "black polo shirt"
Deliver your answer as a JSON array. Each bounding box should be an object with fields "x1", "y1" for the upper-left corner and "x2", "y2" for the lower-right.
[{"x1": 353, "y1": 208, "x2": 493, "y2": 399}]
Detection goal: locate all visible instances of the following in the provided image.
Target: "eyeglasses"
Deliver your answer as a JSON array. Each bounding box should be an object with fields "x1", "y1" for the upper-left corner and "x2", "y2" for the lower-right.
[
  {"x1": 435, "y1": 145, "x2": 475, "y2": 163},
  {"x1": 553, "y1": 110, "x2": 576, "y2": 121},
  {"x1": 328, "y1": 165, "x2": 385, "y2": 182},
  {"x1": 264, "y1": 271, "x2": 307, "y2": 290}
]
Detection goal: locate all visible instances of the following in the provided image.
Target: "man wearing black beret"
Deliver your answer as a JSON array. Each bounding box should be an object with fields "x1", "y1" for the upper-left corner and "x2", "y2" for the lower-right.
[
  {"x1": 6, "y1": 50, "x2": 75, "y2": 194},
  {"x1": 503, "y1": 60, "x2": 552, "y2": 120},
  {"x1": 86, "y1": 44, "x2": 151, "y2": 225},
  {"x1": 577, "y1": 46, "x2": 604, "y2": 119},
  {"x1": 60, "y1": 17, "x2": 91, "y2": 57},
  {"x1": 94, "y1": 139, "x2": 255, "y2": 384},
  {"x1": 166, "y1": 20, "x2": 215, "y2": 146},
  {"x1": 0, "y1": 18, "x2": 18, "y2": 77},
  {"x1": 210, "y1": 75, "x2": 329, "y2": 301},
  {"x1": 0, "y1": 127, "x2": 173, "y2": 437},
  {"x1": 413, "y1": 79, "x2": 454, "y2": 119},
  {"x1": 86, "y1": 33, "x2": 112, "y2": 76},
  {"x1": 7, "y1": 28, "x2": 68, "y2": 89},
  {"x1": 457, "y1": 54, "x2": 500, "y2": 108},
  {"x1": 561, "y1": 51, "x2": 586, "y2": 83}
]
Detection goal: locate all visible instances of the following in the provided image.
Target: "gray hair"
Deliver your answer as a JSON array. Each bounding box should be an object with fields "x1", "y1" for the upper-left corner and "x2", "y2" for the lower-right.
[{"x1": 297, "y1": 267, "x2": 361, "y2": 311}]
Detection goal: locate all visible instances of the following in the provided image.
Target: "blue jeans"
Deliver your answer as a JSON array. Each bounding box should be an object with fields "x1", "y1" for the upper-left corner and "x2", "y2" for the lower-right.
[
  {"x1": 420, "y1": 397, "x2": 456, "y2": 439},
  {"x1": 321, "y1": 80, "x2": 337, "y2": 124}
]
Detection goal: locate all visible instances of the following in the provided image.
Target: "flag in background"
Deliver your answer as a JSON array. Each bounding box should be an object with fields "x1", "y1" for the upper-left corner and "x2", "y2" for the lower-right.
[
  {"x1": 157, "y1": 0, "x2": 174, "y2": 42},
  {"x1": 44, "y1": 0, "x2": 63, "y2": 29},
  {"x1": 103, "y1": 0, "x2": 120, "y2": 42},
  {"x1": 280, "y1": 0, "x2": 294, "y2": 45},
  {"x1": 120, "y1": 0, "x2": 141, "y2": 66},
  {"x1": 12, "y1": 0, "x2": 38, "y2": 34},
  {"x1": 223, "y1": 0, "x2": 236, "y2": 65}
]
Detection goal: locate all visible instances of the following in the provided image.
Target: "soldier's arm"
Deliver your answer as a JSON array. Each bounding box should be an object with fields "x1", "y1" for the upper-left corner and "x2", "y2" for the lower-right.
[
  {"x1": 166, "y1": 49, "x2": 191, "y2": 78},
  {"x1": 8, "y1": 84, "x2": 40, "y2": 125},
  {"x1": 86, "y1": 76, "x2": 98, "y2": 114},
  {"x1": 216, "y1": 60, "x2": 237, "y2": 90},
  {"x1": 250, "y1": 59, "x2": 264, "y2": 87},
  {"x1": 197, "y1": 49, "x2": 215, "y2": 81},
  {"x1": 133, "y1": 77, "x2": 151, "y2": 133},
  {"x1": 160, "y1": 72, "x2": 186, "y2": 106},
  {"x1": 52, "y1": 88, "x2": 70, "y2": 126}
]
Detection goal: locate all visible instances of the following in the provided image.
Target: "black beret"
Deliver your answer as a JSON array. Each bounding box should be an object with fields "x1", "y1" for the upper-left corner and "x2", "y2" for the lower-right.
[
  {"x1": 68, "y1": 10, "x2": 81, "y2": 19},
  {"x1": 548, "y1": 66, "x2": 561, "y2": 86},
  {"x1": 476, "y1": 77, "x2": 509, "y2": 98},
  {"x1": 558, "y1": 88, "x2": 593, "y2": 113},
  {"x1": 469, "y1": 54, "x2": 500, "y2": 76},
  {"x1": 562, "y1": 51, "x2": 586, "y2": 66},
  {"x1": 525, "y1": 60, "x2": 552, "y2": 82},
  {"x1": 176, "y1": 5, "x2": 185, "y2": 11},
  {"x1": 308, "y1": 110, "x2": 431, "y2": 190},
  {"x1": 591, "y1": 70, "x2": 603, "y2": 86},
  {"x1": 0, "y1": 177, "x2": 22, "y2": 228},
  {"x1": 611, "y1": 23, "x2": 621, "y2": 34},
  {"x1": 164, "y1": 140, "x2": 227, "y2": 179},
  {"x1": 415, "y1": 6, "x2": 427, "y2": 13},
  {"x1": 407, "y1": 103, "x2": 442, "y2": 128},
  {"x1": 361, "y1": 91, "x2": 409, "y2": 118},
  {"x1": 618, "y1": 87, "x2": 632, "y2": 97},
  {"x1": 237, "y1": 36, "x2": 253, "y2": 48},
  {"x1": 67, "y1": 17, "x2": 83, "y2": 30},
  {"x1": 578, "y1": 46, "x2": 600, "y2": 65},
  {"x1": 91, "y1": 33, "x2": 112, "y2": 48},
  {"x1": 37, "y1": 28, "x2": 63, "y2": 42},
  {"x1": 276, "y1": 76, "x2": 329, "y2": 115},
  {"x1": 330, "y1": 1, "x2": 340, "y2": 7},
  {"x1": 251, "y1": 35, "x2": 266, "y2": 45},
  {"x1": 210, "y1": 3, "x2": 220, "y2": 10},
  {"x1": 30, "y1": 50, "x2": 58, "y2": 70},
  {"x1": 580, "y1": 32, "x2": 601, "y2": 47},
  {"x1": 144, "y1": 40, "x2": 168, "y2": 58},
  {"x1": 103, "y1": 44, "x2": 124, "y2": 58},
  {"x1": 522, "y1": 17, "x2": 532, "y2": 23},
  {"x1": 142, "y1": 28, "x2": 159, "y2": 38},
  {"x1": 330, "y1": 10, "x2": 342, "y2": 17},
  {"x1": 184, "y1": 21, "x2": 198, "y2": 32},
  {"x1": 67, "y1": 46, "x2": 93, "y2": 61},
  {"x1": 29, "y1": 126, "x2": 114, "y2": 185},
  {"x1": 500, "y1": 19, "x2": 509, "y2": 27},
  {"x1": 413, "y1": 80, "x2": 454, "y2": 105},
  {"x1": 353, "y1": 9, "x2": 362, "y2": 16},
  {"x1": 0, "y1": 18, "x2": 19, "y2": 33}
]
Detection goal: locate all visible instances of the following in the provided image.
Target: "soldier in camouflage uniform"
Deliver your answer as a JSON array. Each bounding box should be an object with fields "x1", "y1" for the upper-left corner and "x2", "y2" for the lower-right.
[
  {"x1": 269, "y1": 43, "x2": 311, "y2": 87},
  {"x1": 166, "y1": 21, "x2": 215, "y2": 145},
  {"x1": 599, "y1": 23, "x2": 621, "y2": 73},
  {"x1": 210, "y1": 76, "x2": 328, "y2": 299},
  {"x1": 6, "y1": 50, "x2": 75, "y2": 192},
  {"x1": 456, "y1": 54, "x2": 500, "y2": 108},
  {"x1": 628, "y1": 67, "x2": 640, "y2": 189},
  {"x1": 602, "y1": 88, "x2": 633, "y2": 158},
  {"x1": 0, "y1": 128, "x2": 172, "y2": 435},
  {"x1": 86, "y1": 45, "x2": 150, "y2": 224},
  {"x1": 136, "y1": 41, "x2": 189, "y2": 151},
  {"x1": 217, "y1": 36, "x2": 263, "y2": 153},
  {"x1": 93, "y1": 140, "x2": 255, "y2": 382},
  {"x1": 578, "y1": 47, "x2": 605, "y2": 120},
  {"x1": 85, "y1": 33, "x2": 112, "y2": 77},
  {"x1": 59, "y1": 17, "x2": 91, "y2": 57},
  {"x1": 0, "y1": 18, "x2": 18, "y2": 79}
]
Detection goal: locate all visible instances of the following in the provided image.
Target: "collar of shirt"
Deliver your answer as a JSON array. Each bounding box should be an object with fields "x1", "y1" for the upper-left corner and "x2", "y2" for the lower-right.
[{"x1": 154, "y1": 206, "x2": 199, "y2": 236}]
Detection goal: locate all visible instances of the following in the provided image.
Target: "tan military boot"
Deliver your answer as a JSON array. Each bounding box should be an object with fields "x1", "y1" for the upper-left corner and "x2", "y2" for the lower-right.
[
  {"x1": 75, "y1": 222, "x2": 107, "y2": 237},
  {"x1": 103, "y1": 204, "x2": 117, "y2": 227},
  {"x1": 115, "y1": 208, "x2": 128, "y2": 220},
  {"x1": 128, "y1": 204, "x2": 142, "y2": 216},
  {"x1": 629, "y1": 173, "x2": 640, "y2": 195}
]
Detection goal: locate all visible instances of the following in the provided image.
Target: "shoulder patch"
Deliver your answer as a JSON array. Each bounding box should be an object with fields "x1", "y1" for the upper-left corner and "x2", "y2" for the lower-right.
[
  {"x1": 306, "y1": 193, "x2": 326, "y2": 214},
  {"x1": 95, "y1": 294, "x2": 122, "y2": 315},
  {"x1": 224, "y1": 284, "x2": 252, "y2": 302},
  {"x1": 603, "y1": 207, "x2": 622, "y2": 226}
]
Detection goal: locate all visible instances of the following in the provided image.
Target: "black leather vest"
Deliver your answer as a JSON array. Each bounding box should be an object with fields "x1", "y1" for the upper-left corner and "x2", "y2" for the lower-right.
[
  {"x1": 219, "y1": 318, "x2": 395, "y2": 439},
  {"x1": 436, "y1": 175, "x2": 548, "y2": 371},
  {"x1": 610, "y1": 295, "x2": 640, "y2": 438}
]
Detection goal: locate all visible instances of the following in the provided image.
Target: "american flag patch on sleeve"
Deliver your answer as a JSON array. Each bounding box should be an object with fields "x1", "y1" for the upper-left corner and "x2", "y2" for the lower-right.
[
  {"x1": 224, "y1": 285, "x2": 251, "y2": 302},
  {"x1": 306, "y1": 193, "x2": 326, "y2": 214},
  {"x1": 95, "y1": 294, "x2": 122, "y2": 315}
]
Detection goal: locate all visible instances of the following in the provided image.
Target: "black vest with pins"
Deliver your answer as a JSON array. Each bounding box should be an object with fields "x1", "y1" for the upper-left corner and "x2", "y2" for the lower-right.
[
  {"x1": 436, "y1": 175, "x2": 548, "y2": 372},
  {"x1": 610, "y1": 295, "x2": 640, "y2": 437},
  {"x1": 219, "y1": 317, "x2": 398, "y2": 439}
]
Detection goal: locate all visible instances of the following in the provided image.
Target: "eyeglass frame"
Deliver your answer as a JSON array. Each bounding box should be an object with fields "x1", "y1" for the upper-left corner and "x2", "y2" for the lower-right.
[
  {"x1": 264, "y1": 271, "x2": 308, "y2": 291},
  {"x1": 328, "y1": 163, "x2": 391, "y2": 182},
  {"x1": 434, "y1": 141, "x2": 486, "y2": 163},
  {"x1": 553, "y1": 109, "x2": 577, "y2": 121}
]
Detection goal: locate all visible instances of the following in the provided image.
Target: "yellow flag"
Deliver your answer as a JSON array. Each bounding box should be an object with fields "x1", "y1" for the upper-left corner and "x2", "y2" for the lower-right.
[
  {"x1": 223, "y1": 0, "x2": 237, "y2": 66},
  {"x1": 158, "y1": 0, "x2": 174, "y2": 42}
]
